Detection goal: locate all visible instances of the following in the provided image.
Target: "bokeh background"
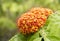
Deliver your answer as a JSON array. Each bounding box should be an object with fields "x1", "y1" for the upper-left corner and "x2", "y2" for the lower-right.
[{"x1": 0, "y1": 0, "x2": 60, "y2": 41}]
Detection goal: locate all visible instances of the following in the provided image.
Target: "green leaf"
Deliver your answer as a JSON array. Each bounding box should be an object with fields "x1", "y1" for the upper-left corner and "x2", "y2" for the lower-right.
[
  {"x1": 33, "y1": 37, "x2": 42, "y2": 41},
  {"x1": 44, "y1": 12, "x2": 60, "y2": 41},
  {"x1": 9, "y1": 33, "x2": 26, "y2": 41},
  {"x1": 44, "y1": 37, "x2": 50, "y2": 41},
  {"x1": 28, "y1": 31, "x2": 41, "y2": 41}
]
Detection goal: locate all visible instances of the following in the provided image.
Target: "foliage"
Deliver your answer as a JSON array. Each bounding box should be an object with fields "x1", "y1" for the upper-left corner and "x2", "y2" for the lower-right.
[{"x1": 45, "y1": 11, "x2": 60, "y2": 41}]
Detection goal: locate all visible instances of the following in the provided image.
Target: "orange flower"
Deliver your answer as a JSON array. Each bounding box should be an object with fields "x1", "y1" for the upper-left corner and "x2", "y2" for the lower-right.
[
  {"x1": 29, "y1": 7, "x2": 53, "y2": 16},
  {"x1": 17, "y1": 7, "x2": 53, "y2": 34}
]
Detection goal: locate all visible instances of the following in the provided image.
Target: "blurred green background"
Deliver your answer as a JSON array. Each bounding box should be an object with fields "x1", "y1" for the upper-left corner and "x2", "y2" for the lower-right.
[{"x1": 0, "y1": 0, "x2": 60, "y2": 41}]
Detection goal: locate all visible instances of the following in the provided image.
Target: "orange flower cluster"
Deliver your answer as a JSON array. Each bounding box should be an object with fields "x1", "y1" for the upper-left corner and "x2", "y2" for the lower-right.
[{"x1": 17, "y1": 7, "x2": 53, "y2": 34}]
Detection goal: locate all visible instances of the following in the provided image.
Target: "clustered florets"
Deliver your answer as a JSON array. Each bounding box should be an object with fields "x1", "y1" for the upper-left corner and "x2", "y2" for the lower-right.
[{"x1": 17, "y1": 7, "x2": 53, "y2": 34}]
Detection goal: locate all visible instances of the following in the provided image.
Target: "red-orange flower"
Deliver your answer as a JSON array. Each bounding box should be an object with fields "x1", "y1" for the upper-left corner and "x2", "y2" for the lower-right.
[
  {"x1": 17, "y1": 7, "x2": 53, "y2": 34},
  {"x1": 29, "y1": 7, "x2": 53, "y2": 16}
]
